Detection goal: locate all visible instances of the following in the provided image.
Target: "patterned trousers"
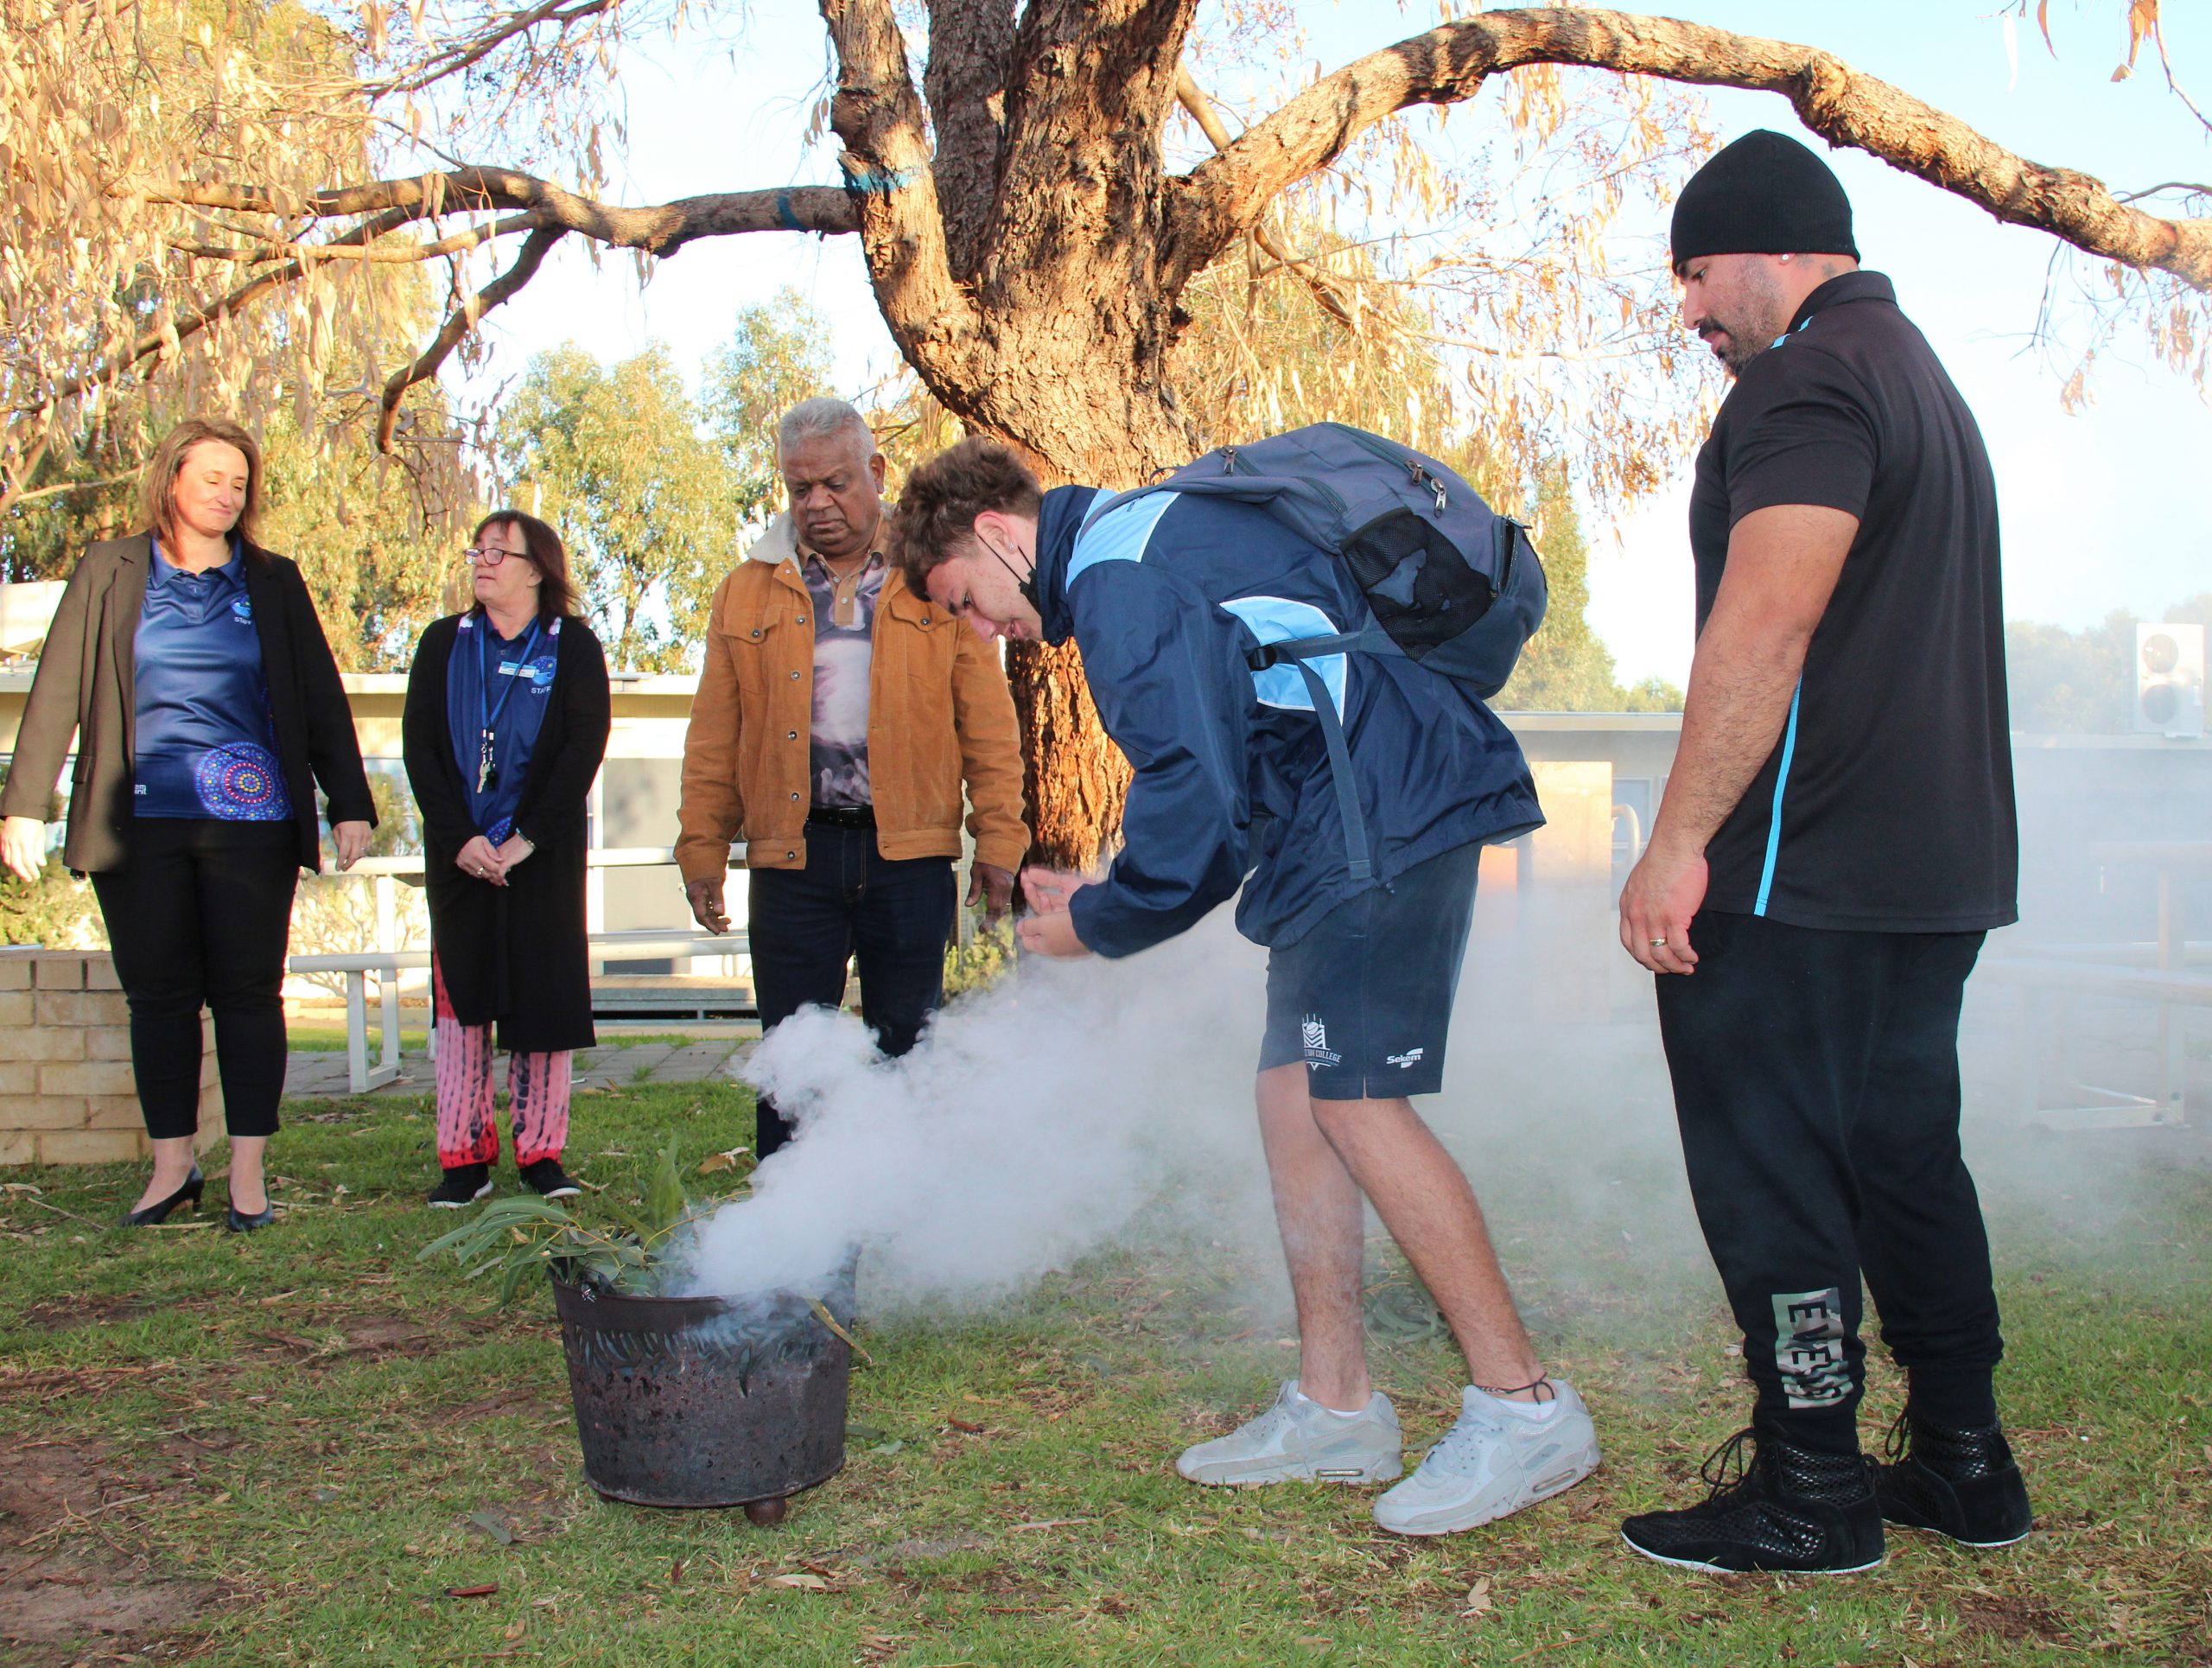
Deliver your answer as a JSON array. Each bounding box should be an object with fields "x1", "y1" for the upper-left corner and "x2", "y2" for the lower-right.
[{"x1": 432, "y1": 956, "x2": 572, "y2": 1168}]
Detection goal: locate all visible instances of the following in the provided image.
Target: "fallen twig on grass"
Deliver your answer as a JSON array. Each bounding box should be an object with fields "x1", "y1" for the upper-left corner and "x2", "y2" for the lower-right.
[
  {"x1": 18, "y1": 1196, "x2": 109, "y2": 1231},
  {"x1": 15, "y1": 1493, "x2": 151, "y2": 1549}
]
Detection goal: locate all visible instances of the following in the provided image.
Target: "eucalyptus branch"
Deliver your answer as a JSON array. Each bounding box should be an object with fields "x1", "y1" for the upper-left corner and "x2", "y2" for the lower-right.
[
  {"x1": 168, "y1": 213, "x2": 541, "y2": 265},
  {"x1": 1176, "y1": 65, "x2": 1359, "y2": 333},
  {"x1": 362, "y1": 0, "x2": 622, "y2": 98},
  {"x1": 16, "y1": 206, "x2": 421, "y2": 414},
  {"x1": 377, "y1": 226, "x2": 564, "y2": 449},
  {"x1": 1162, "y1": 8, "x2": 2212, "y2": 298}
]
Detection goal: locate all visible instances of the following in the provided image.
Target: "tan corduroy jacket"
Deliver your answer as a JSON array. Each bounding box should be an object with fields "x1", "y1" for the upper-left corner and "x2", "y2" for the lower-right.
[{"x1": 675, "y1": 512, "x2": 1029, "y2": 878}]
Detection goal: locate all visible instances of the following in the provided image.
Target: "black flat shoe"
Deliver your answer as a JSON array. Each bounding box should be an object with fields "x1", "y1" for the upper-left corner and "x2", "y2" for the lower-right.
[
  {"x1": 224, "y1": 1199, "x2": 276, "y2": 1233},
  {"x1": 122, "y1": 1165, "x2": 205, "y2": 1227}
]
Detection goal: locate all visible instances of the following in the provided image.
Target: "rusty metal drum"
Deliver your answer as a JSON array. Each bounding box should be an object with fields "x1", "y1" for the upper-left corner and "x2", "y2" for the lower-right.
[{"x1": 552, "y1": 1264, "x2": 855, "y2": 1511}]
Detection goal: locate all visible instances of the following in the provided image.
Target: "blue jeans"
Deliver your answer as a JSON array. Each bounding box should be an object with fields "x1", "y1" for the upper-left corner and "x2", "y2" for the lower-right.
[{"x1": 747, "y1": 819, "x2": 955, "y2": 1156}]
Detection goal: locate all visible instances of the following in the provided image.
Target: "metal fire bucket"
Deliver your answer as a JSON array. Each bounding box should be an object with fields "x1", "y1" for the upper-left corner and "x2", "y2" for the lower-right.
[{"x1": 552, "y1": 1261, "x2": 855, "y2": 1515}]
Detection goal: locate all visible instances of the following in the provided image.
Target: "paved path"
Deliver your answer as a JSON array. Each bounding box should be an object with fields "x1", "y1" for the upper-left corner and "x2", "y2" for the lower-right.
[{"x1": 283, "y1": 1028, "x2": 759, "y2": 1098}]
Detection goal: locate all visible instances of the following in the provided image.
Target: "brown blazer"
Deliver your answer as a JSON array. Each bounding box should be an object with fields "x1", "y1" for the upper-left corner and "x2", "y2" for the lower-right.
[
  {"x1": 0, "y1": 534, "x2": 376, "y2": 873},
  {"x1": 674, "y1": 512, "x2": 1030, "y2": 879}
]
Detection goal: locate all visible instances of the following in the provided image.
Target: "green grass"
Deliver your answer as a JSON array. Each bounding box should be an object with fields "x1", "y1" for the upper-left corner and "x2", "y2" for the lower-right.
[{"x1": 1, "y1": 1084, "x2": 2208, "y2": 1665}]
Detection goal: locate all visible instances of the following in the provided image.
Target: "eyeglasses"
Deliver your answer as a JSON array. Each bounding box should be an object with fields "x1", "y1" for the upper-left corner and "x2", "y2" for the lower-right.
[{"x1": 464, "y1": 545, "x2": 524, "y2": 566}]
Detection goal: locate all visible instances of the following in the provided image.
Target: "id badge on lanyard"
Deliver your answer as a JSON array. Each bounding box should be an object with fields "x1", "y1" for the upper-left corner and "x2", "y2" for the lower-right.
[{"x1": 476, "y1": 617, "x2": 545, "y2": 794}]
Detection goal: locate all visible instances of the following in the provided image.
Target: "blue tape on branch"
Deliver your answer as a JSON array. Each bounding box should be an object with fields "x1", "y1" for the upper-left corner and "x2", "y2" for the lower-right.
[{"x1": 840, "y1": 162, "x2": 925, "y2": 197}]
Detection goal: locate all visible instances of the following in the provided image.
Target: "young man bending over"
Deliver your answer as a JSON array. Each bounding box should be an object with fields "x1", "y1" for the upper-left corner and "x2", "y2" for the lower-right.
[{"x1": 887, "y1": 437, "x2": 1600, "y2": 1537}]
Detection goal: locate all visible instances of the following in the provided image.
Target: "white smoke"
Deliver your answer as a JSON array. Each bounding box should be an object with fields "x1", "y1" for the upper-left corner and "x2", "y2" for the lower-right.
[
  {"x1": 672, "y1": 853, "x2": 2188, "y2": 1328},
  {"x1": 675, "y1": 914, "x2": 1279, "y2": 1306}
]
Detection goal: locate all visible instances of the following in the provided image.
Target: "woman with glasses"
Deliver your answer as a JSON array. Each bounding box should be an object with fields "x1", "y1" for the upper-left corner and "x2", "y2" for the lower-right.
[
  {"x1": 403, "y1": 512, "x2": 609, "y2": 1206},
  {"x1": 0, "y1": 417, "x2": 375, "y2": 1229}
]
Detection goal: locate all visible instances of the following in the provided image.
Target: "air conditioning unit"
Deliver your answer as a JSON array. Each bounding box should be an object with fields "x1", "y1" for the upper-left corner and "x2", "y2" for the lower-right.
[{"x1": 2135, "y1": 621, "x2": 2206, "y2": 738}]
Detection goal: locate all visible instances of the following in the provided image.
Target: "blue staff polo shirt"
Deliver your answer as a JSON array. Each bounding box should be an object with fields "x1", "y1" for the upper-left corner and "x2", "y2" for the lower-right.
[{"x1": 130, "y1": 544, "x2": 291, "y2": 820}]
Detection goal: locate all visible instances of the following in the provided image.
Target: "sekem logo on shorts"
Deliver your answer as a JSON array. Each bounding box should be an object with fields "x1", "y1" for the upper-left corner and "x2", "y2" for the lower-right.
[{"x1": 1385, "y1": 1047, "x2": 1425, "y2": 1069}]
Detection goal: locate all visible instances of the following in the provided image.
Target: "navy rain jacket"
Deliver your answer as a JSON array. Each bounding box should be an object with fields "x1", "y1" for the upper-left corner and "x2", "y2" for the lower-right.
[{"x1": 1038, "y1": 485, "x2": 1543, "y2": 958}]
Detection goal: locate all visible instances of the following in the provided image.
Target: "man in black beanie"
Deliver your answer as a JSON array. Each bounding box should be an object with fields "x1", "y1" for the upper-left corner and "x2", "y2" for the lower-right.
[{"x1": 1615, "y1": 129, "x2": 2033, "y2": 1574}]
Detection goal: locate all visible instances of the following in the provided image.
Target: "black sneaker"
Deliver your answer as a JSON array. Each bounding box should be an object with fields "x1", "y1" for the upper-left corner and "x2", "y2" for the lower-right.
[
  {"x1": 1874, "y1": 1409, "x2": 2033, "y2": 1548},
  {"x1": 518, "y1": 1158, "x2": 582, "y2": 1200},
  {"x1": 427, "y1": 1163, "x2": 493, "y2": 1208},
  {"x1": 1621, "y1": 1427, "x2": 1885, "y2": 1575}
]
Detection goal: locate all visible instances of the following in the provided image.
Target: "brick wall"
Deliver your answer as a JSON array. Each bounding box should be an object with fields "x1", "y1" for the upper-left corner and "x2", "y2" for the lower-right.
[{"x1": 0, "y1": 949, "x2": 219, "y2": 1165}]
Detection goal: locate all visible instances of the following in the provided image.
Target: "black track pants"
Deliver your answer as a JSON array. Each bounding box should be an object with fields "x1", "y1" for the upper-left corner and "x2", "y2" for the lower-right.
[{"x1": 1655, "y1": 910, "x2": 2004, "y2": 1451}]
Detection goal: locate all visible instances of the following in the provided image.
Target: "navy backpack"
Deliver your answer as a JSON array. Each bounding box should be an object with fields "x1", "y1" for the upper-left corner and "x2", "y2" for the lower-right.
[{"x1": 1080, "y1": 422, "x2": 1548, "y2": 880}]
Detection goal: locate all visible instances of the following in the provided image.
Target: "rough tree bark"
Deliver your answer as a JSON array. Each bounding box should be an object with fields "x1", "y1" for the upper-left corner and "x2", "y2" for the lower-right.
[{"x1": 105, "y1": 5, "x2": 2212, "y2": 868}]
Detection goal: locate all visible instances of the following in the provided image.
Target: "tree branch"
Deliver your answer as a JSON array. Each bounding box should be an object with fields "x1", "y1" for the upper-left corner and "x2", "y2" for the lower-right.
[
  {"x1": 135, "y1": 170, "x2": 858, "y2": 253},
  {"x1": 1175, "y1": 66, "x2": 1358, "y2": 332},
  {"x1": 1160, "y1": 7, "x2": 2212, "y2": 296},
  {"x1": 377, "y1": 226, "x2": 564, "y2": 450},
  {"x1": 16, "y1": 207, "x2": 423, "y2": 415},
  {"x1": 364, "y1": 0, "x2": 620, "y2": 98},
  {"x1": 169, "y1": 213, "x2": 542, "y2": 265},
  {"x1": 820, "y1": 0, "x2": 980, "y2": 376},
  {"x1": 925, "y1": 0, "x2": 1017, "y2": 281}
]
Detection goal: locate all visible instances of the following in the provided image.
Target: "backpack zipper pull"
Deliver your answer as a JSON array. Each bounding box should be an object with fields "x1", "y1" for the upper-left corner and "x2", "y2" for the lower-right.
[{"x1": 1407, "y1": 458, "x2": 1446, "y2": 513}]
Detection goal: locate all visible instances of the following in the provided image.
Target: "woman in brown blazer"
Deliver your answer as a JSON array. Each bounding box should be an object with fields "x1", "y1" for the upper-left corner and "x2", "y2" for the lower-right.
[{"x1": 0, "y1": 418, "x2": 375, "y2": 1229}]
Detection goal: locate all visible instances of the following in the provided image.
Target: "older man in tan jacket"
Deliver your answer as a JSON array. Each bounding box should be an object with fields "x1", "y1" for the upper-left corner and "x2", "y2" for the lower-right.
[{"x1": 677, "y1": 398, "x2": 1029, "y2": 1156}]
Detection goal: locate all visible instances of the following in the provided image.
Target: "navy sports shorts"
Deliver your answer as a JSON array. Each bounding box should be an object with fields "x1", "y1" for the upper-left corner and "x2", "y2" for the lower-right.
[{"x1": 1257, "y1": 841, "x2": 1481, "y2": 1099}]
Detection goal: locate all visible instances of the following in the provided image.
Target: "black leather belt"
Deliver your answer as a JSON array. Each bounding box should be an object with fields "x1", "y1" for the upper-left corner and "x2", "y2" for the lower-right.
[{"x1": 807, "y1": 804, "x2": 875, "y2": 829}]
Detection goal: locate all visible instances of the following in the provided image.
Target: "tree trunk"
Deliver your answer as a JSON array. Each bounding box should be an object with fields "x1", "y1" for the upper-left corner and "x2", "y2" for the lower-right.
[{"x1": 1006, "y1": 640, "x2": 1128, "y2": 872}]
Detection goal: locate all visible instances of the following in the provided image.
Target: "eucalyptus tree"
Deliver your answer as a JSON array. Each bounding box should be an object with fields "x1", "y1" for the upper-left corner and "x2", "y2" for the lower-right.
[{"x1": 9, "y1": 0, "x2": 2209, "y2": 860}]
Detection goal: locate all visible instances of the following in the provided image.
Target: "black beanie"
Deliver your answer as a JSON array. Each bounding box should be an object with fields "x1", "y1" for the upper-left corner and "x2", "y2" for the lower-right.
[{"x1": 1669, "y1": 130, "x2": 1858, "y2": 270}]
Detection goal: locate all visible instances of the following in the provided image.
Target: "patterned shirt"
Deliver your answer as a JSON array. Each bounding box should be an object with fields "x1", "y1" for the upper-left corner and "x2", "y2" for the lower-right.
[{"x1": 799, "y1": 547, "x2": 886, "y2": 809}]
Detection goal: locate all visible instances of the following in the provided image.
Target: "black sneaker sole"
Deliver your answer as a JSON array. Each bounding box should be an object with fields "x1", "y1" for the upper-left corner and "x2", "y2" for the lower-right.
[
  {"x1": 429, "y1": 1181, "x2": 495, "y2": 1209},
  {"x1": 1619, "y1": 1531, "x2": 1885, "y2": 1576},
  {"x1": 531, "y1": 1184, "x2": 582, "y2": 1199}
]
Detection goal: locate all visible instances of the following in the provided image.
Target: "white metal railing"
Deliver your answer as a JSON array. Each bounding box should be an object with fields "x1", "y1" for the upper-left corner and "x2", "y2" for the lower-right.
[
  {"x1": 293, "y1": 846, "x2": 749, "y2": 1092},
  {"x1": 1611, "y1": 802, "x2": 1645, "y2": 878}
]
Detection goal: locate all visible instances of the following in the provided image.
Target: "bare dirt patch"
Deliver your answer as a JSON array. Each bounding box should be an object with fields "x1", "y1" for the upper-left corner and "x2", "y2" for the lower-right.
[
  {"x1": 0, "y1": 1442, "x2": 221, "y2": 1652},
  {"x1": 0, "y1": 1556, "x2": 220, "y2": 1643},
  {"x1": 1954, "y1": 1592, "x2": 2074, "y2": 1646},
  {"x1": 20, "y1": 1296, "x2": 156, "y2": 1332}
]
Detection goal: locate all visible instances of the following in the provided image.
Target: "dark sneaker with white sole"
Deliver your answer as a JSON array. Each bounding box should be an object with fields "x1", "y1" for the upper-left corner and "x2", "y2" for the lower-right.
[
  {"x1": 428, "y1": 1162, "x2": 493, "y2": 1208},
  {"x1": 518, "y1": 1158, "x2": 582, "y2": 1200},
  {"x1": 1621, "y1": 1426, "x2": 1885, "y2": 1575},
  {"x1": 1874, "y1": 1410, "x2": 2033, "y2": 1548}
]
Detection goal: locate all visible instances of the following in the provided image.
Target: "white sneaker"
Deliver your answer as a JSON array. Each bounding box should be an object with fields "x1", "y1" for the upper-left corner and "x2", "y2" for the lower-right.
[
  {"x1": 1176, "y1": 1379, "x2": 1403, "y2": 1487},
  {"x1": 1373, "y1": 1379, "x2": 1601, "y2": 1536}
]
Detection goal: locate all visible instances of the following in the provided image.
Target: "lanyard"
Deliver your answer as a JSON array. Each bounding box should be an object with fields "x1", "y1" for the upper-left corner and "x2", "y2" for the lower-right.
[{"x1": 474, "y1": 615, "x2": 544, "y2": 794}]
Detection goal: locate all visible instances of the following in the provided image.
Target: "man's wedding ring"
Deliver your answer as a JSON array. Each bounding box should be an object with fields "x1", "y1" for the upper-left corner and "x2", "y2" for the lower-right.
[{"x1": 1648, "y1": 938, "x2": 1667, "y2": 948}]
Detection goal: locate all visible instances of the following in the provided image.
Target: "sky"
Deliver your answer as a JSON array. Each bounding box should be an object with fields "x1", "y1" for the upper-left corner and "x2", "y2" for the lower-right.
[{"x1": 460, "y1": 1, "x2": 2212, "y2": 688}]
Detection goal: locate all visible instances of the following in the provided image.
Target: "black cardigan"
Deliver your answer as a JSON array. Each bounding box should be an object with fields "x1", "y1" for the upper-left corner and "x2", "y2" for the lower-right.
[
  {"x1": 402, "y1": 611, "x2": 611, "y2": 1053},
  {"x1": 0, "y1": 535, "x2": 375, "y2": 873}
]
